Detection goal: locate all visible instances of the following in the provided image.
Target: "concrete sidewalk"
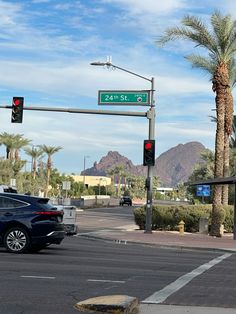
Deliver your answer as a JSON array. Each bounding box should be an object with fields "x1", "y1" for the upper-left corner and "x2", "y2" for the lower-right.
[
  {"x1": 139, "y1": 304, "x2": 236, "y2": 314},
  {"x1": 79, "y1": 225, "x2": 236, "y2": 252}
]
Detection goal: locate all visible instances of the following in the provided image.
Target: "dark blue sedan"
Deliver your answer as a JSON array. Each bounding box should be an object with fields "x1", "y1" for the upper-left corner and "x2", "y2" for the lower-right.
[{"x1": 0, "y1": 193, "x2": 65, "y2": 253}]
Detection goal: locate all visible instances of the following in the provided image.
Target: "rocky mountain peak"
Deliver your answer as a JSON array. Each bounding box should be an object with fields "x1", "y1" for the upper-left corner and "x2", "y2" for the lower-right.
[{"x1": 82, "y1": 141, "x2": 206, "y2": 187}]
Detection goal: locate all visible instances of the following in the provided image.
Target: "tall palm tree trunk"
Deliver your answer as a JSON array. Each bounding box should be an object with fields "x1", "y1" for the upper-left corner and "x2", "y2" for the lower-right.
[
  {"x1": 33, "y1": 159, "x2": 37, "y2": 180},
  {"x1": 222, "y1": 86, "x2": 234, "y2": 204},
  {"x1": 45, "y1": 167, "x2": 51, "y2": 197},
  {"x1": 117, "y1": 175, "x2": 121, "y2": 196},
  {"x1": 6, "y1": 148, "x2": 10, "y2": 159},
  {"x1": 211, "y1": 62, "x2": 228, "y2": 236},
  {"x1": 222, "y1": 132, "x2": 229, "y2": 204}
]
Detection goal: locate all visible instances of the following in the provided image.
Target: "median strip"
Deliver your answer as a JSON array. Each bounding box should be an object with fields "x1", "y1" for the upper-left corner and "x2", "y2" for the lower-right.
[{"x1": 75, "y1": 295, "x2": 139, "y2": 313}]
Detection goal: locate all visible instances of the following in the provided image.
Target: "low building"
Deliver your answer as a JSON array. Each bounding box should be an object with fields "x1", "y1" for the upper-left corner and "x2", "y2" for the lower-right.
[
  {"x1": 71, "y1": 175, "x2": 111, "y2": 187},
  {"x1": 156, "y1": 187, "x2": 174, "y2": 195}
]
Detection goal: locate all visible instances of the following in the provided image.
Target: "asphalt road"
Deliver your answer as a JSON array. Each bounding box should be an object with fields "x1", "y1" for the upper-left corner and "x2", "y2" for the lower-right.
[
  {"x1": 77, "y1": 205, "x2": 136, "y2": 233},
  {"x1": 1, "y1": 206, "x2": 236, "y2": 313}
]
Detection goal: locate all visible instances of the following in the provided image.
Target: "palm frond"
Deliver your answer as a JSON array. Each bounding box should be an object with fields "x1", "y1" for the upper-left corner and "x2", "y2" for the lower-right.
[
  {"x1": 209, "y1": 115, "x2": 217, "y2": 123},
  {"x1": 185, "y1": 54, "x2": 216, "y2": 75},
  {"x1": 211, "y1": 11, "x2": 236, "y2": 62},
  {"x1": 182, "y1": 15, "x2": 217, "y2": 52},
  {"x1": 157, "y1": 26, "x2": 193, "y2": 46}
]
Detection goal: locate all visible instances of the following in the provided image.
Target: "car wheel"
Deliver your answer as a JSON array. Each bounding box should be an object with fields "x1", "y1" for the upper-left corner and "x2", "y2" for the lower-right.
[{"x1": 4, "y1": 227, "x2": 30, "y2": 253}]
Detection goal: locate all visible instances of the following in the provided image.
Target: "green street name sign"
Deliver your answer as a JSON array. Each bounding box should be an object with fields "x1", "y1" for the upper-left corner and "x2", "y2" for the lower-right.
[{"x1": 98, "y1": 90, "x2": 150, "y2": 106}]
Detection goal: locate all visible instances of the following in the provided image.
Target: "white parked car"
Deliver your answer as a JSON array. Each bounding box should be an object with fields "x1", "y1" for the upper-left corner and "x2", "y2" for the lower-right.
[
  {"x1": 56, "y1": 205, "x2": 78, "y2": 235},
  {"x1": 0, "y1": 185, "x2": 17, "y2": 193}
]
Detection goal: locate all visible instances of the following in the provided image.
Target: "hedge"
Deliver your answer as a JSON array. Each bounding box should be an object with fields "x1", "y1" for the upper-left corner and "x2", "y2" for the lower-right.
[{"x1": 133, "y1": 204, "x2": 234, "y2": 233}]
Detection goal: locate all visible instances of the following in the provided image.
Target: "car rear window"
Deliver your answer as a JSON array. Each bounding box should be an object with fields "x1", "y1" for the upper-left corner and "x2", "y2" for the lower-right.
[
  {"x1": 0, "y1": 196, "x2": 28, "y2": 209},
  {"x1": 37, "y1": 198, "x2": 58, "y2": 211}
]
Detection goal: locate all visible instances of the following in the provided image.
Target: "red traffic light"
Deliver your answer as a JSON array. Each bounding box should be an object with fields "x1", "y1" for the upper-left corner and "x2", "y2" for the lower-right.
[
  {"x1": 13, "y1": 98, "x2": 21, "y2": 106},
  {"x1": 145, "y1": 142, "x2": 153, "y2": 150},
  {"x1": 11, "y1": 96, "x2": 24, "y2": 123},
  {"x1": 143, "y1": 140, "x2": 155, "y2": 166}
]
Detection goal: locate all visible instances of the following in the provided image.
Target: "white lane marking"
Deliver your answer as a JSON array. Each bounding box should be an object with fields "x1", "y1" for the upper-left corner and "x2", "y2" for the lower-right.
[
  {"x1": 87, "y1": 279, "x2": 125, "y2": 284},
  {"x1": 143, "y1": 253, "x2": 232, "y2": 304},
  {"x1": 21, "y1": 276, "x2": 55, "y2": 279}
]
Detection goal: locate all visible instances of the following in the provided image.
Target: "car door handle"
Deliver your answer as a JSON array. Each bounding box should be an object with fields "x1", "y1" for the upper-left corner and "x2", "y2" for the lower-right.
[{"x1": 4, "y1": 212, "x2": 13, "y2": 216}]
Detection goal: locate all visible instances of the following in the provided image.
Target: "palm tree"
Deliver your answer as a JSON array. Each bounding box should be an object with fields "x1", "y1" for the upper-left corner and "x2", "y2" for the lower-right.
[
  {"x1": 210, "y1": 111, "x2": 235, "y2": 204},
  {"x1": 120, "y1": 168, "x2": 129, "y2": 192},
  {"x1": 39, "y1": 145, "x2": 62, "y2": 197},
  {"x1": 13, "y1": 135, "x2": 31, "y2": 161},
  {"x1": 0, "y1": 133, "x2": 30, "y2": 161},
  {"x1": 113, "y1": 165, "x2": 125, "y2": 196},
  {"x1": 0, "y1": 132, "x2": 17, "y2": 159},
  {"x1": 222, "y1": 60, "x2": 236, "y2": 203},
  {"x1": 158, "y1": 11, "x2": 236, "y2": 236},
  {"x1": 107, "y1": 167, "x2": 116, "y2": 186},
  {"x1": 24, "y1": 146, "x2": 43, "y2": 179}
]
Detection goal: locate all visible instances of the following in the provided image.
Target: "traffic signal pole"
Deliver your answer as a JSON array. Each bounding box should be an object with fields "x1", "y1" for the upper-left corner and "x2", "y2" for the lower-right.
[
  {"x1": 91, "y1": 61, "x2": 156, "y2": 234},
  {"x1": 145, "y1": 77, "x2": 155, "y2": 233}
]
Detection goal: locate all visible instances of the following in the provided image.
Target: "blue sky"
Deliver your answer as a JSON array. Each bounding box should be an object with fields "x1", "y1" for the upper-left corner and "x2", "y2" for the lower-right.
[{"x1": 0, "y1": 0, "x2": 235, "y2": 174}]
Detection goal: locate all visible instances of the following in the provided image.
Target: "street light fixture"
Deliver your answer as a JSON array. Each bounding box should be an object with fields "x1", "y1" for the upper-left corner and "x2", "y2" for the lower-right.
[
  {"x1": 90, "y1": 61, "x2": 153, "y2": 83},
  {"x1": 91, "y1": 60, "x2": 155, "y2": 234}
]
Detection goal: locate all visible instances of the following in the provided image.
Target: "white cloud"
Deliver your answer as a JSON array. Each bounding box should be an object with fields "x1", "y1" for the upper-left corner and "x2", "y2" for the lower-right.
[
  {"x1": 31, "y1": 0, "x2": 51, "y2": 3},
  {"x1": 100, "y1": 0, "x2": 189, "y2": 35},
  {"x1": 0, "y1": 57, "x2": 212, "y2": 104},
  {"x1": 102, "y1": 0, "x2": 187, "y2": 15},
  {"x1": 157, "y1": 75, "x2": 210, "y2": 96}
]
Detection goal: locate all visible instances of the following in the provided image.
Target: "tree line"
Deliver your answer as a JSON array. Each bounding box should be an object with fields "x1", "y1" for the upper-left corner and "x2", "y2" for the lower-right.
[
  {"x1": 0, "y1": 132, "x2": 61, "y2": 197},
  {"x1": 0, "y1": 132, "x2": 162, "y2": 199}
]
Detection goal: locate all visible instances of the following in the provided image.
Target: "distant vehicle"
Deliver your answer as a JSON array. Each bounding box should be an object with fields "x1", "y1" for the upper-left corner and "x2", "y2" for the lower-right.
[
  {"x1": 119, "y1": 196, "x2": 132, "y2": 206},
  {"x1": 56, "y1": 205, "x2": 78, "y2": 235},
  {"x1": 0, "y1": 193, "x2": 65, "y2": 253},
  {"x1": 0, "y1": 185, "x2": 17, "y2": 193}
]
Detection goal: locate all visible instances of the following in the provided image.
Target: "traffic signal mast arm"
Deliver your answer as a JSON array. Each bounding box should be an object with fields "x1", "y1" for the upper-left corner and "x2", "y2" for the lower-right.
[{"x1": 2, "y1": 104, "x2": 148, "y2": 118}]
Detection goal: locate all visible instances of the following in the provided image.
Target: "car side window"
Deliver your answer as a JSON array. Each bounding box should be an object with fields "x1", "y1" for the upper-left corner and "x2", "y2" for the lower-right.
[{"x1": 0, "y1": 196, "x2": 28, "y2": 209}]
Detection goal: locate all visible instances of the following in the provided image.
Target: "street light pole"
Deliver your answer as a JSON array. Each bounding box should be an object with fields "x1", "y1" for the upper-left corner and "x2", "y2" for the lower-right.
[
  {"x1": 91, "y1": 61, "x2": 155, "y2": 234},
  {"x1": 83, "y1": 155, "x2": 90, "y2": 188}
]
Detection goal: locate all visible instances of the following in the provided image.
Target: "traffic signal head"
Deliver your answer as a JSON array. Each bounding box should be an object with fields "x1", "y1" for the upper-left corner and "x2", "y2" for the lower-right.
[
  {"x1": 11, "y1": 97, "x2": 24, "y2": 123},
  {"x1": 143, "y1": 140, "x2": 155, "y2": 166}
]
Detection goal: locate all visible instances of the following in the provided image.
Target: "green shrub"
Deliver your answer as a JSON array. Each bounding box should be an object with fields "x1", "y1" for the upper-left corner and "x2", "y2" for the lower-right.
[
  {"x1": 133, "y1": 204, "x2": 233, "y2": 233},
  {"x1": 223, "y1": 205, "x2": 234, "y2": 233}
]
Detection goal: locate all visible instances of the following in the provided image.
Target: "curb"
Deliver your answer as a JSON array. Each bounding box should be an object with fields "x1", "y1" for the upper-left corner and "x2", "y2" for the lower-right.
[
  {"x1": 77, "y1": 233, "x2": 236, "y2": 254},
  {"x1": 74, "y1": 295, "x2": 139, "y2": 313}
]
